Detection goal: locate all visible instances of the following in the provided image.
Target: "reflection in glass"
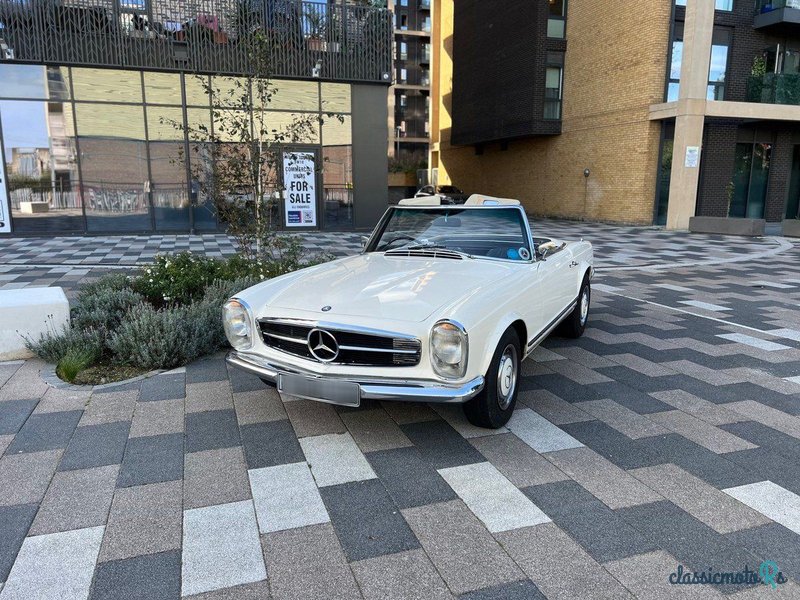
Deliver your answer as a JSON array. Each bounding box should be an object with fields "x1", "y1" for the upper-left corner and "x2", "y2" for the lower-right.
[
  {"x1": 189, "y1": 143, "x2": 218, "y2": 231},
  {"x1": 321, "y1": 83, "x2": 350, "y2": 113},
  {"x1": 787, "y1": 145, "x2": 800, "y2": 220},
  {"x1": 144, "y1": 72, "x2": 182, "y2": 105},
  {"x1": 75, "y1": 103, "x2": 147, "y2": 139},
  {"x1": 71, "y1": 68, "x2": 143, "y2": 103},
  {"x1": 731, "y1": 142, "x2": 771, "y2": 219},
  {"x1": 1, "y1": 100, "x2": 82, "y2": 233},
  {"x1": 149, "y1": 142, "x2": 189, "y2": 230},
  {"x1": 0, "y1": 65, "x2": 49, "y2": 99}
]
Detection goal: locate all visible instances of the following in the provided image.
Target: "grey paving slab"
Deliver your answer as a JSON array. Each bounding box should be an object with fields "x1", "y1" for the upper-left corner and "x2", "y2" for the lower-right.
[
  {"x1": 723, "y1": 481, "x2": 800, "y2": 535},
  {"x1": 518, "y1": 389, "x2": 594, "y2": 425},
  {"x1": 496, "y1": 522, "x2": 633, "y2": 600},
  {"x1": 721, "y1": 420, "x2": 800, "y2": 464},
  {"x1": 138, "y1": 373, "x2": 185, "y2": 402},
  {"x1": 438, "y1": 462, "x2": 550, "y2": 533},
  {"x1": 128, "y1": 399, "x2": 183, "y2": 438},
  {"x1": 469, "y1": 433, "x2": 569, "y2": 489},
  {"x1": 429, "y1": 404, "x2": 508, "y2": 439},
  {"x1": 58, "y1": 421, "x2": 131, "y2": 471},
  {"x1": 99, "y1": 480, "x2": 183, "y2": 562},
  {"x1": 185, "y1": 409, "x2": 241, "y2": 453},
  {"x1": 365, "y1": 446, "x2": 457, "y2": 510},
  {"x1": 459, "y1": 580, "x2": 546, "y2": 600},
  {"x1": 380, "y1": 401, "x2": 440, "y2": 425},
  {"x1": 117, "y1": 433, "x2": 184, "y2": 488},
  {"x1": 723, "y1": 400, "x2": 800, "y2": 439},
  {"x1": 649, "y1": 410, "x2": 759, "y2": 454},
  {"x1": 6, "y1": 410, "x2": 82, "y2": 454},
  {"x1": 239, "y1": 420, "x2": 305, "y2": 470},
  {"x1": 0, "y1": 435, "x2": 11, "y2": 459},
  {"x1": 262, "y1": 523, "x2": 360, "y2": 600},
  {"x1": 726, "y1": 523, "x2": 800, "y2": 585},
  {"x1": 352, "y1": 548, "x2": 453, "y2": 600},
  {"x1": 227, "y1": 368, "x2": 267, "y2": 394},
  {"x1": 630, "y1": 464, "x2": 771, "y2": 534},
  {"x1": 185, "y1": 381, "x2": 233, "y2": 414},
  {"x1": 300, "y1": 432, "x2": 376, "y2": 487},
  {"x1": 575, "y1": 399, "x2": 670, "y2": 439},
  {"x1": 0, "y1": 360, "x2": 48, "y2": 402},
  {"x1": 400, "y1": 420, "x2": 487, "y2": 470},
  {"x1": 0, "y1": 525, "x2": 104, "y2": 600},
  {"x1": 183, "y1": 581, "x2": 272, "y2": 600},
  {"x1": 402, "y1": 500, "x2": 524, "y2": 596},
  {"x1": 79, "y1": 390, "x2": 137, "y2": 427},
  {"x1": 249, "y1": 461, "x2": 329, "y2": 533},
  {"x1": 184, "y1": 447, "x2": 251, "y2": 510},
  {"x1": 30, "y1": 465, "x2": 119, "y2": 536},
  {"x1": 0, "y1": 449, "x2": 63, "y2": 506},
  {"x1": 181, "y1": 500, "x2": 267, "y2": 597},
  {"x1": 0, "y1": 400, "x2": 38, "y2": 435},
  {"x1": 506, "y1": 407, "x2": 583, "y2": 453},
  {"x1": 321, "y1": 478, "x2": 421, "y2": 562},
  {"x1": 340, "y1": 407, "x2": 413, "y2": 452},
  {"x1": 546, "y1": 447, "x2": 662, "y2": 509},
  {"x1": 649, "y1": 389, "x2": 746, "y2": 426},
  {"x1": 0, "y1": 504, "x2": 38, "y2": 583},
  {"x1": 604, "y1": 550, "x2": 725, "y2": 600},
  {"x1": 33, "y1": 387, "x2": 91, "y2": 414},
  {"x1": 186, "y1": 356, "x2": 229, "y2": 384},
  {"x1": 546, "y1": 358, "x2": 614, "y2": 385},
  {"x1": 232, "y1": 389, "x2": 287, "y2": 426},
  {"x1": 89, "y1": 550, "x2": 182, "y2": 600},
  {"x1": 284, "y1": 398, "x2": 347, "y2": 438},
  {"x1": 522, "y1": 481, "x2": 659, "y2": 563}
]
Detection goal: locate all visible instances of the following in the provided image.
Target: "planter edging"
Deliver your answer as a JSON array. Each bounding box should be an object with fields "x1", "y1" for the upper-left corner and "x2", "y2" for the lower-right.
[{"x1": 689, "y1": 216, "x2": 766, "y2": 237}]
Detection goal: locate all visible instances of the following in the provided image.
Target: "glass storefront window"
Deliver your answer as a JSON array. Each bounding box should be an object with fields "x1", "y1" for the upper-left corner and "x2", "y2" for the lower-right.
[
  {"x1": 75, "y1": 103, "x2": 147, "y2": 139},
  {"x1": 731, "y1": 142, "x2": 771, "y2": 219},
  {"x1": 71, "y1": 68, "x2": 143, "y2": 103},
  {"x1": 0, "y1": 65, "x2": 49, "y2": 99},
  {"x1": 149, "y1": 142, "x2": 190, "y2": 231},
  {"x1": 144, "y1": 72, "x2": 183, "y2": 105},
  {"x1": 268, "y1": 80, "x2": 321, "y2": 112},
  {"x1": 0, "y1": 99, "x2": 82, "y2": 233},
  {"x1": 321, "y1": 83, "x2": 351, "y2": 113}
]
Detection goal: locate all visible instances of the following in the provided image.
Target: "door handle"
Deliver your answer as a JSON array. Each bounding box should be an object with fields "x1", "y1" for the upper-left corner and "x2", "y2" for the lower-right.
[{"x1": 569, "y1": 261, "x2": 579, "y2": 268}]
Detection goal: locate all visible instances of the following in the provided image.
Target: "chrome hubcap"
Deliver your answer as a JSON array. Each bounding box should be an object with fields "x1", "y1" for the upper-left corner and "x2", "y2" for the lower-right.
[
  {"x1": 496, "y1": 344, "x2": 518, "y2": 410},
  {"x1": 580, "y1": 288, "x2": 589, "y2": 326}
]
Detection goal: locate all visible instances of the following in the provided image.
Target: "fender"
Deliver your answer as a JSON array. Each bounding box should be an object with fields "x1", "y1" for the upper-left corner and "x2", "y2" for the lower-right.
[{"x1": 475, "y1": 311, "x2": 529, "y2": 376}]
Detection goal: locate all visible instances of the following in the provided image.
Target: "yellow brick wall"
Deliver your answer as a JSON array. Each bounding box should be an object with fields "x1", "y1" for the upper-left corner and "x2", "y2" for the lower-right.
[{"x1": 431, "y1": 0, "x2": 672, "y2": 225}]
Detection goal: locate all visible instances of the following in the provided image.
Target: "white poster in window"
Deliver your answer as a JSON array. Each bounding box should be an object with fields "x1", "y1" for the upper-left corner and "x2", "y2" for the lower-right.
[
  {"x1": 0, "y1": 141, "x2": 11, "y2": 233},
  {"x1": 283, "y1": 152, "x2": 317, "y2": 228},
  {"x1": 685, "y1": 146, "x2": 700, "y2": 168}
]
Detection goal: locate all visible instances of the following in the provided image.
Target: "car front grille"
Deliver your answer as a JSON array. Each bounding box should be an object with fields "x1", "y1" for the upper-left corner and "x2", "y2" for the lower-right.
[{"x1": 258, "y1": 319, "x2": 422, "y2": 367}]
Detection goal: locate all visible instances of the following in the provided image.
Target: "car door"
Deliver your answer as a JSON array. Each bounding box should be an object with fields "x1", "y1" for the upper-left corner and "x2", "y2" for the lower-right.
[{"x1": 535, "y1": 246, "x2": 578, "y2": 334}]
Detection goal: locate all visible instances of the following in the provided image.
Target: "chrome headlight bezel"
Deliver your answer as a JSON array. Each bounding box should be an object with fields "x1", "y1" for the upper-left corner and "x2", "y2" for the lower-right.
[
  {"x1": 222, "y1": 298, "x2": 253, "y2": 351},
  {"x1": 430, "y1": 319, "x2": 468, "y2": 379}
]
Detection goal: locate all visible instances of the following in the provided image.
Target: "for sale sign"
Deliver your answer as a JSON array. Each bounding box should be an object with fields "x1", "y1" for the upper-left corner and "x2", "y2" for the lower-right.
[
  {"x1": 0, "y1": 141, "x2": 11, "y2": 233},
  {"x1": 283, "y1": 152, "x2": 317, "y2": 228}
]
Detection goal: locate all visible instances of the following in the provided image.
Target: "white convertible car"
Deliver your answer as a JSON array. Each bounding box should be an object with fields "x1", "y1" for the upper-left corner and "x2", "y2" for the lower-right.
[{"x1": 224, "y1": 195, "x2": 593, "y2": 428}]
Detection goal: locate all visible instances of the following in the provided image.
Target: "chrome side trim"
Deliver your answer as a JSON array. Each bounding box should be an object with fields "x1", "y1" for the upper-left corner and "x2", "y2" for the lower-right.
[
  {"x1": 524, "y1": 300, "x2": 577, "y2": 357},
  {"x1": 226, "y1": 351, "x2": 485, "y2": 405}
]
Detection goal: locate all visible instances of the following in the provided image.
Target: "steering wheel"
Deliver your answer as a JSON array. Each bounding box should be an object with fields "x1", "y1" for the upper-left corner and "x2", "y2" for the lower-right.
[{"x1": 379, "y1": 234, "x2": 418, "y2": 250}]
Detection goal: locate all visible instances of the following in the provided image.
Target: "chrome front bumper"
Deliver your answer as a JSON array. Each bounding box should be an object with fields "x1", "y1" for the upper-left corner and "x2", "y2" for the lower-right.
[{"x1": 226, "y1": 351, "x2": 485, "y2": 405}]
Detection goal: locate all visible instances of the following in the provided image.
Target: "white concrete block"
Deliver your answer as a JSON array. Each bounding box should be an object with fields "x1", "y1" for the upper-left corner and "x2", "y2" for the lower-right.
[{"x1": 0, "y1": 287, "x2": 70, "y2": 360}]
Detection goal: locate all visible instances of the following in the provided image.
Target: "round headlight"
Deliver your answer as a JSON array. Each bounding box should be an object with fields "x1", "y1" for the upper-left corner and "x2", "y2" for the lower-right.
[
  {"x1": 223, "y1": 299, "x2": 252, "y2": 350},
  {"x1": 430, "y1": 320, "x2": 467, "y2": 379}
]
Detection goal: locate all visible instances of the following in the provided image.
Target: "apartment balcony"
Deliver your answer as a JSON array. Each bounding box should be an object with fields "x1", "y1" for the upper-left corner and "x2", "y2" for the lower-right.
[
  {"x1": 747, "y1": 72, "x2": 800, "y2": 105},
  {"x1": 419, "y1": 0, "x2": 431, "y2": 10},
  {"x1": 0, "y1": 0, "x2": 393, "y2": 83},
  {"x1": 754, "y1": 0, "x2": 800, "y2": 33}
]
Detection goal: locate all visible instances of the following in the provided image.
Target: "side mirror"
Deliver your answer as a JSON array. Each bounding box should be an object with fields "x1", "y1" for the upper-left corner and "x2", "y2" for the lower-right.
[{"x1": 538, "y1": 241, "x2": 559, "y2": 260}]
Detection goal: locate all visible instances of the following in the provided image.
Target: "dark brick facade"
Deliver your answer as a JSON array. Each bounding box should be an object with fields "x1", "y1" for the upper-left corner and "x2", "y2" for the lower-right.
[
  {"x1": 672, "y1": 4, "x2": 800, "y2": 222},
  {"x1": 450, "y1": 0, "x2": 565, "y2": 146}
]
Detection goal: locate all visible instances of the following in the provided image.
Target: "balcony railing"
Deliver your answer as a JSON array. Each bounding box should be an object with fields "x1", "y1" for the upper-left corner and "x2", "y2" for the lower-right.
[
  {"x1": 755, "y1": 0, "x2": 800, "y2": 13},
  {"x1": 0, "y1": 0, "x2": 392, "y2": 83},
  {"x1": 747, "y1": 72, "x2": 800, "y2": 105}
]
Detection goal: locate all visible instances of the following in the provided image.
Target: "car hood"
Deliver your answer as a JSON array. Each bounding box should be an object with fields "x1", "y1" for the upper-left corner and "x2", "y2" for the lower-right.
[{"x1": 262, "y1": 253, "x2": 517, "y2": 322}]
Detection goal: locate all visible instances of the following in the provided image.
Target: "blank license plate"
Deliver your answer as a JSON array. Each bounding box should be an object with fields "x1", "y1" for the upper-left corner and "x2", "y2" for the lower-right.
[{"x1": 278, "y1": 373, "x2": 360, "y2": 407}]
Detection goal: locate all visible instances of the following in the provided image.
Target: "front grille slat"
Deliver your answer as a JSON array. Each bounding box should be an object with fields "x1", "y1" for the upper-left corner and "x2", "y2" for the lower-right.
[{"x1": 258, "y1": 320, "x2": 421, "y2": 367}]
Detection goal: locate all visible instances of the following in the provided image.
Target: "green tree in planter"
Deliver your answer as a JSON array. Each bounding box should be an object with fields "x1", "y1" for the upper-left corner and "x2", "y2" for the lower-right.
[{"x1": 163, "y1": 31, "x2": 342, "y2": 259}]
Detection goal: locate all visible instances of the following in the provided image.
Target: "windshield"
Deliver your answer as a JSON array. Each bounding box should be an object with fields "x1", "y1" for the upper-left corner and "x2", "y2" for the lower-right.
[{"x1": 367, "y1": 207, "x2": 532, "y2": 261}]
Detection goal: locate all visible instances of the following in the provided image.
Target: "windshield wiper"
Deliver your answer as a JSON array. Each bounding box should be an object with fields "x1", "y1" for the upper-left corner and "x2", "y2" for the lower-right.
[{"x1": 393, "y1": 242, "x2": 473, "y2": 259}]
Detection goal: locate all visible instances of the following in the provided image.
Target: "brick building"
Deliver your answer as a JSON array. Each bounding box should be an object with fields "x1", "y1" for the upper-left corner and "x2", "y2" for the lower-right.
[{"x1": 429, "y1": 0, "x2": 800, "y2": 232}]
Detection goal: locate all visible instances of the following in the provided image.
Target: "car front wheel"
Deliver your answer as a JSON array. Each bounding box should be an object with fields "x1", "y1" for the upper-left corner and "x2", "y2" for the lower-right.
[
  {"x1": 560, "y1": 278, "x2": 590, "y2": 339},
  {"x1": 463, "y1": 327, "x2": 520, "y2": 429}
]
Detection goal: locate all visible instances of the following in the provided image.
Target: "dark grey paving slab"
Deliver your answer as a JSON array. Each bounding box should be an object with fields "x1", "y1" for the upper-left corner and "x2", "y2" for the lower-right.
[
  {"x1": 723, "y1": 447, "x2": 800, "y2": 496},
  {"x1": 138, "y1": 373, "x2": 186, "y2": 402},
  {"x1": 459, "y1": 580, "x2": 546, "y2": 600},
  {"x1": 522, "y1": 481, "x2": 659, "y2": 563},
  {"x1": 227, "y1": 367, "x2": 267, "y2": 394},
  {"x1": 58, "y1": 421, "x2": 131, "y2": 471},
  {"x1": 186, "y1": 357, "x2": 229, "y2": 384},
  {"x1": 351, "y1": 549, "x2": 453, "y2": 600},
  {"x1": 6, "y1": 410, "x2": 83, "y2": 454},
  {"x1": 720, "y1": 420, "x2": 800, "y2": 464},
  {"x1": 320, "y1": 478, "x2": 421, "y2": 562},
  {"x1": 239, "y1": 420, "x2": 305, "y2": 470},
  {"x1": 89, "y1": 550, "x2": 182, "y2": 600},
  {"x1": 366, "y1": 446, "x2": 457, "y2": 510},
  {"x1": 726, "y1": 523, "x2": 800, "y2": 583},
  {"x1": 0, "y1": 399, "x2": 38, "y2": 435},
  {"x1": 185, "y1": 409, "x2": 241, "y2": 453},
  {"x1": 559, "y1": 420, "x2": 660, "y2": 470},
  {"x1": 117, "y1": 433, "x2": 184, "y2": 488},
  {"x1": 0, "y1": 503, "x2": 38, "y2": 582},
  {"x1": 400, "y1": 420, "x2": 486, "y2": 470},
  {"x1": 586, "y1": 382, "x2": 674, "y2": 414}
]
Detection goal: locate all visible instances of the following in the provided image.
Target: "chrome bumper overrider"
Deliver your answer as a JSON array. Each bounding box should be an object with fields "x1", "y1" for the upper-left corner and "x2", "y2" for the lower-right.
[{"x1": 226, "y1": 351, "x2": 485, "y2": 404}]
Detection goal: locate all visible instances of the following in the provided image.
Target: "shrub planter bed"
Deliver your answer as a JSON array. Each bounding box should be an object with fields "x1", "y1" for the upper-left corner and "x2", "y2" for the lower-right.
[
  {"x1": 782, "y1": 219, "x2": 800, "y2": 238},
  {"x1": 688, "y1": 216, "x2": 766, "y2": 237}
]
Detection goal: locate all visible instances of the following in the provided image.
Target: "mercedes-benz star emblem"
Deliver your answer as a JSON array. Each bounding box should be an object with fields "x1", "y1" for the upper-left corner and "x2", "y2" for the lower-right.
[{"x1": 307, "y1": 328, "x2": 339, "y2": 362}]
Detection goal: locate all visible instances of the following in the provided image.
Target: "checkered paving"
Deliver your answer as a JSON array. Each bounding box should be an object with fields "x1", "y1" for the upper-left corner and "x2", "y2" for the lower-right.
[{"x1": 0, "y1": 232, "x2": 799, "y2": 598}]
